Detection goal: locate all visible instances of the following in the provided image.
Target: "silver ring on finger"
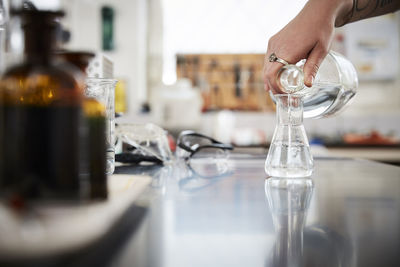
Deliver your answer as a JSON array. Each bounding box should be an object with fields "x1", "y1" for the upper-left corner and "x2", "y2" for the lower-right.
[{"x1": 268, "y1": 53, "x2": 289, "y2": 65}]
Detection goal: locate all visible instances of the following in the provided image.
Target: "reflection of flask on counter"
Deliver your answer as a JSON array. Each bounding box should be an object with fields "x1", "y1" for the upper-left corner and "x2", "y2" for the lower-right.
[
  {"x1": 265, "y1": 178, "x2": 314, "y2": 267},
  {"x1": 0, "y1": 10, "x2": 84, "y2": 200}
]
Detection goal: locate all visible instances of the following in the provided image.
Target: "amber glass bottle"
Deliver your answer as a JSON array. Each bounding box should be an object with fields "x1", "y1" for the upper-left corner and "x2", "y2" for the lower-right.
[
  {"x1": 57, "y1": 51, "x2": 108, "y2": 200},
  {"x1": 0, "y1": 10, "x2": 83, "y2": 200},
  {"x1": 83, "y1": 98, "x2": 107, "y2": 199}
]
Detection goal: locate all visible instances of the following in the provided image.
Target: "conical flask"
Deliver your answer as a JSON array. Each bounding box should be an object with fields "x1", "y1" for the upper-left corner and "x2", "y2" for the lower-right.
[{"x1": 265, "y1": 94, "x2": 313, "y2": 177}]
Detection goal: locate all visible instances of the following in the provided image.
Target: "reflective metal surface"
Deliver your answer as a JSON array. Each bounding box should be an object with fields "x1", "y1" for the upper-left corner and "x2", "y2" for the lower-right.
[{"x1": 113, "y1": 156, "x2": 400, "y2": 267}]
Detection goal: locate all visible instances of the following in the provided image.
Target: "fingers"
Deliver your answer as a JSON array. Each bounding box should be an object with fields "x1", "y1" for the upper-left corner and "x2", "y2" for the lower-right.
[
  {"x1": 303, "y1": 42, "x2": 329, "y2": 87},
  {"x1": 263, "y1": 36, "x2": 301, "y2": 94},
  {"x1": 263, "y1": 56, "x2": 286, "y2": 94},
  {"x1": 264, "y1": 42, "x2": 329, "y2": 91}
]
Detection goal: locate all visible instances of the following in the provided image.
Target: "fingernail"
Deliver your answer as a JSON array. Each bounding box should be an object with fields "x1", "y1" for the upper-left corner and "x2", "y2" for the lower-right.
[{"x1": 306, "y1": 76, "x2": 314, "y2": 86}]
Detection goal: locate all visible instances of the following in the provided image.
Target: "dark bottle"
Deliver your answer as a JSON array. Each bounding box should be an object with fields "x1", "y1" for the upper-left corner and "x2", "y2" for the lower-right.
[
  {"x1": 56, "y1": 51, "x2": 95, "y2": 75},
  {"x1": 82, "y1": 98, "x2": 107, "y2": 199},
  {"x1": 57, "y1": 51, "x2": 108, "y2": 200},
  {"x1": 0, "y1": 10, "x2": 84, "y2": 200}
]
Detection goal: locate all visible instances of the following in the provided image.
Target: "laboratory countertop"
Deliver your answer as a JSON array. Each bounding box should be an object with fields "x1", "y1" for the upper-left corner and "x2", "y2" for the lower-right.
[
  {"x1": 1, "y1": 155, "x2": 399, "y2": 267},
  {"x1": 110, "y1": 155, "x2": 400, "y2": 267}
]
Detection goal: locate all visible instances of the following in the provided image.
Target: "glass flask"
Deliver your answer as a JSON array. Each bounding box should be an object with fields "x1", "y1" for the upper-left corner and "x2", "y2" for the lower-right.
[
  {"x1": 270, "y1": 50, "x2": 358, "y2": 119},
  {"x1": 265, "y1": 94, "x2": 313, "y2": 178}
]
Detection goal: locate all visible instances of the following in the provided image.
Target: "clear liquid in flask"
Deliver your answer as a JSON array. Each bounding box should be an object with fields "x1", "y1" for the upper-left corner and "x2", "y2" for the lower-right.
[
  {"x1": 265, "y1": 94, "x2": 314, "y2": 178},
  {"x1": 265, "y1": 141, "x2": 313, "y2": 177}
]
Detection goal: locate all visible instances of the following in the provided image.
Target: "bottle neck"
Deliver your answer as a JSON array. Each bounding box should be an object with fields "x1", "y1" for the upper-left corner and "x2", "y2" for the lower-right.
[
  {"x1": 277, "y1": 65, "x2": 305, "y2": 94},
  {"x1": 24, "y1": 25, "x2": 58, "y2": 64},
  {"x1": 276, "y1": 95, "x2": 304, "y2": 125}
]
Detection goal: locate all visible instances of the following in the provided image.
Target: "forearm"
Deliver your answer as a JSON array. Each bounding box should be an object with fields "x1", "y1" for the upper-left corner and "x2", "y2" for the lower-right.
[
  {"x1": 304, "y1": 0, "x2": 353, "y2": 27},
  {"x1": 336, "y1": 0, "x2": 400, "y2": 27}
]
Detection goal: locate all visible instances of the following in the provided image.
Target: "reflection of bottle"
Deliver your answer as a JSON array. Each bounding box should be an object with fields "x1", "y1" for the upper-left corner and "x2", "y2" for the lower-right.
[
  {"x1": 265, "y1": 177, "x2": 314, "y2": 267},
  {"x1": 271, "y1": 51, "x2": 358, "y2": 119},
  {"x1": 0, "y1": 10, "x2": 83, "y2": 199}
]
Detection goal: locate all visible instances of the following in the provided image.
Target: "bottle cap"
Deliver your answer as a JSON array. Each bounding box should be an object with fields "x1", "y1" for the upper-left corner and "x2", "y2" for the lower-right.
[{"x1": 12, "y1": 9, "x2": 64, "y2": 26}]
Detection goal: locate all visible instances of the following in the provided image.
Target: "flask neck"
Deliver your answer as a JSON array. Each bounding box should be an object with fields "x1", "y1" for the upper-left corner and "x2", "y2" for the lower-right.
[{"x1": 276, "y1": 95, "x2": 304, "y2": 125}]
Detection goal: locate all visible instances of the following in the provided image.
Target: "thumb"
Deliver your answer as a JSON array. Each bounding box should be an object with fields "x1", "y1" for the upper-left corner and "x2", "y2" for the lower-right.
[{"x1": 303, "y1": 43, "x2": 328, "y2": 87}]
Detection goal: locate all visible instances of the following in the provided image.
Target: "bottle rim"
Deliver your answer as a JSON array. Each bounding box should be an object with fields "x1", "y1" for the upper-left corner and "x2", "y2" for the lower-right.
[{"x1": 85, "y1": 77, "x2": 118, "y2": 85}]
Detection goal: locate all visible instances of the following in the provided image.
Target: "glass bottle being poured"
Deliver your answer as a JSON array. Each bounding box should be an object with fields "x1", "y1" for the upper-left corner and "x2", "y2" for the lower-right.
[
  {"x1": 270, "y1": 51, "x2": 358, "y2": 119},
  {"x1": 0, "y1": 9, "x2": 84, "y2": 200},
  {"x1": 265, "y1": 51, "x2": 358, "y2": 177}
]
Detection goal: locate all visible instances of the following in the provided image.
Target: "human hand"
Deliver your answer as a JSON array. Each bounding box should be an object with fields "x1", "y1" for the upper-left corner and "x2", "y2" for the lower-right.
[{"x1": 263, "y1": 0, "x2": 352, "y2": 94}]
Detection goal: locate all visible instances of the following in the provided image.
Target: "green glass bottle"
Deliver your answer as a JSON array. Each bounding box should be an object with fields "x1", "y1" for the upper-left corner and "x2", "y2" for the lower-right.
[{"x1": 102, "y1": 6, "x2": 114, "y2": 51}]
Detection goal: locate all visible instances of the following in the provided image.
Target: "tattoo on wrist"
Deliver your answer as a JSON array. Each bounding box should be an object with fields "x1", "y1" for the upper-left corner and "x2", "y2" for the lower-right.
[
  {"x1": 379, "y1": 0, "x2": 395, "y2": 8},
  {"x1": 351, "y1": 0, "x2": 399, "y2": 22}
]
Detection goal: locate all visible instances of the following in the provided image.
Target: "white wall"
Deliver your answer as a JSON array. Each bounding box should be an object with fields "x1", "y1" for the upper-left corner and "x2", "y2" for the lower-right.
[
  {"x1": 161, "y1": 1, "x2": 400, "y2": 114},
  {"x1": 60, "y1": 0, "x2": 400, "y2": 122},
  {"x1": 60, "y1": 0, "x2": 148, "y2": 115},
  {"x1": 342, "y1": 14, "x2": 400, "y2": 113},
  {"x1": 30, "y1": 0, "x2": 60, "y2": 9},
  {"x1": 161, "y1": 0, "x2": 308, "y2": 84}
]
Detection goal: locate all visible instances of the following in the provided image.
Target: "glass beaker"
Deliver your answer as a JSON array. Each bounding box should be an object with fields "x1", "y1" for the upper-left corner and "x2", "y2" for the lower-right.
[
  {"x1": 265, "y1": 94, "x2": 313, "y2": 178},
  {"x1": 84, "y1": 78, "x2": 117, "y2": 174},
  {"x1": 270, "y1": 50, "x2": 358, "y2": 119}
]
